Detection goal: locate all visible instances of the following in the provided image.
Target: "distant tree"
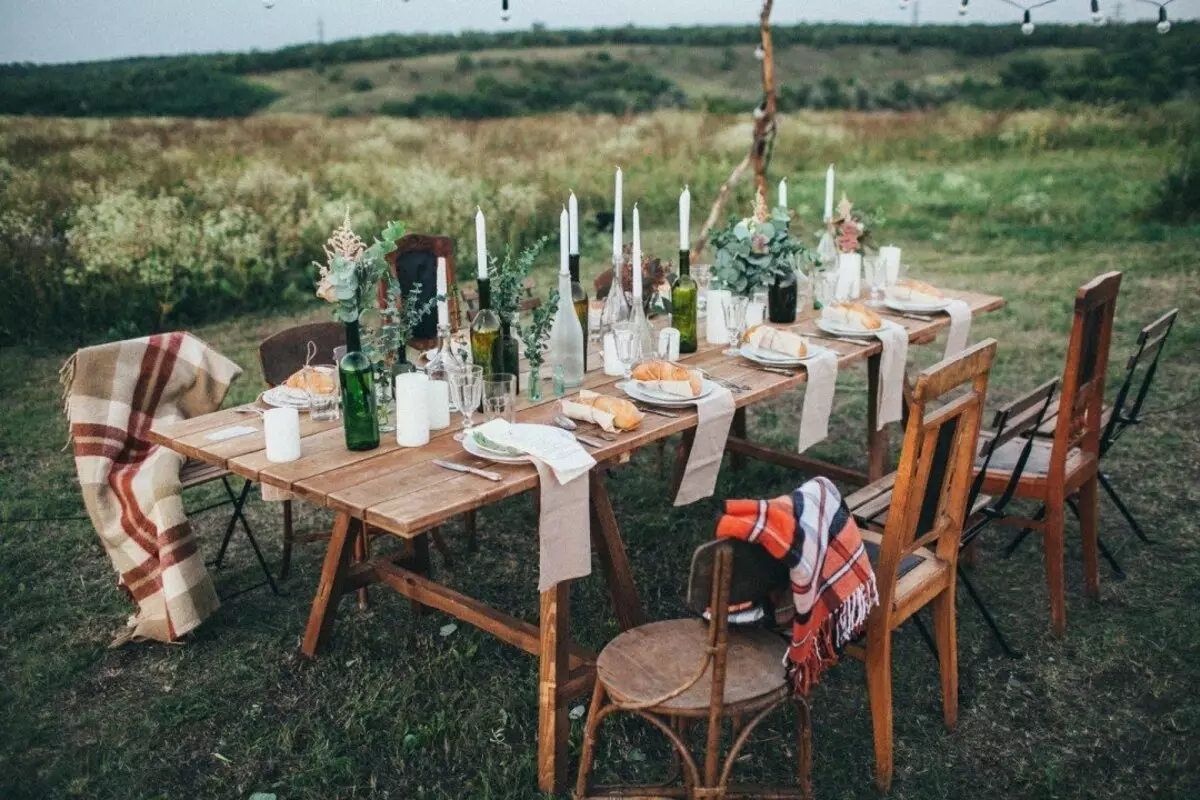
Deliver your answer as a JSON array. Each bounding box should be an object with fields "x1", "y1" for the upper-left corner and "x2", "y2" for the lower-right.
[
  {"x1": 456, "y1": 53, "x2": 474, "y2": 73},
  {"x1": 351, "y1": 76, "x2": 374, "y2": 92}
]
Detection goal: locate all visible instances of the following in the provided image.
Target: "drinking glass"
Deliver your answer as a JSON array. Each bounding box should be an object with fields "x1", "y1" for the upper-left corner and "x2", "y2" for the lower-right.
[
  {"x1": 815, "y1": 269, "x2": 840, "y2": 310},
  {"x1": 748, "y1": 288, "x2": 768, "y2": 327},
  {"x1": 448, "y1": 364, "x2": 484, "y2": 430},
  {"x1": 721, "y1": 294, "x2": 749, "y2": 356},
  {"x1": 482, "y1": 373, "x2": 516, "y2": 423},
  {"x1": 303, "y1": 365, "x2": 340, "y2": 422},
  {"x1": 612, "y1": 322, "x2": 639, "y2": 379},
  {"x1": 891, "y1": 263, "x2": 912, "y2": 301},
  {"x1": 691, "y1": 263, "x2": 712, "y2": 318},
  {"x1": 587, "y1": 300, "x2": 605, "y2": 344},
  {"x1": 864, "y1": 256, "x2": 888, "y2": 307}
]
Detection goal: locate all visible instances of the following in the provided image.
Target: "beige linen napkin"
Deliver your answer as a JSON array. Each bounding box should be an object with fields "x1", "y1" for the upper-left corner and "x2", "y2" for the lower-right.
[
  {"x1": 874, "y1": 323, "x2": 909, "y2": 430},
  {"x1": 673, "y1": 386, "x2": 737, "y2": 507},
  {"x1": 471, "y1": 419, "x2": 595, "y2": 591},
  {"x1": 943, "y1": 299, "x2": 973, "y2": 360},
  {"x1": 797, "y1": 350, "x2": 839, "y2": 453}
]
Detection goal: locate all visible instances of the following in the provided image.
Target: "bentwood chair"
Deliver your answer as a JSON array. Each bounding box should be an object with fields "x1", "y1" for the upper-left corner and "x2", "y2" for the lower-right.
[
  {"x1": 975, "y1": 272, "x2": 1122, "y2": 635},
  {"x1": 576, "y1": 539, "x2": 812, "y2": 799},
  {"x1": 258, "y1": 321, "x2": 345, "y2": 581},
  {"x1": 1015, "y1": 308, "x2": 1180, "y2": 564},
  {"x1": 845, "y1": 338, "x2": 997, "y2": 791}
]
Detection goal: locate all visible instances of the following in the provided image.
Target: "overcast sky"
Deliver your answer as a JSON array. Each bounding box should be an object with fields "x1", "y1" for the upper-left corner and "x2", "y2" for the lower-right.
[{"x1": 0, "y1": 0, "x2": 1191, "y2": 65}]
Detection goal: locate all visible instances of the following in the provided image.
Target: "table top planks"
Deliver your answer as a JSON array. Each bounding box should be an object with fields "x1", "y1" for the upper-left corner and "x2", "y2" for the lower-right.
[{"x1": 149, "y1": 288, "x2": 1004, "y2": 538}]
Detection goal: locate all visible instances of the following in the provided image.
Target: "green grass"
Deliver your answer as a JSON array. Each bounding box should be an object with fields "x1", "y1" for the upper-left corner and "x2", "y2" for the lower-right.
[{"x1": 2, "y1": 116, "x2": 1199, "y2": 798}]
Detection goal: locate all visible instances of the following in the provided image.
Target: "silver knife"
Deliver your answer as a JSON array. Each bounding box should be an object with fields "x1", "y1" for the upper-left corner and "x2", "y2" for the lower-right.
[
  {"x1": 634, "y1": 404, "x2": 680, "y2": 418},
  {"x1": 574, "y1": 433, "x2": 608, "y2": 449},
  {"x1": 433, "y1": 458, "x2": 502, "y2": 481},
  {"x1": 753, "y1": 365, "x2": 799, "y2": 377}
]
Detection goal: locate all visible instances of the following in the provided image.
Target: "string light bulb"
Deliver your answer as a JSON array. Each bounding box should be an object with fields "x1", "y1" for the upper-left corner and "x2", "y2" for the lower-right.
[
  {"x1": 898, "y1": 0, "x2": 911, "y2": 9},
  {"x1": 1156, "y1": 6, "x2": 1171, "y2": 33},
  {"x1": 1089, "y1": 0, "x2": 1105, "y2": 22},
  {"x1": 262, "y1": 0, "x2": 274, "y2": 8},
  {"x1": 1021, "y1": 9, "x2": 1035, "y2": 34},
  {"x1": 958, "y1": 0, "x2": 970, "y2": 16},
  {"x1": 754, "y1": 44, "x2": 765, "y2": 60}
]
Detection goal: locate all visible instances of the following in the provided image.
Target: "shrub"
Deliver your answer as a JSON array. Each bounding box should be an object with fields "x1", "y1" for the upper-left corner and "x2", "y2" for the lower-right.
[
  {"x1": 1152, "y1": 146, "x2": 1200, "y2": 223},
  {"x1": 351, "y1": 76, "x2": 374, "y2": 92},
  {"x1": 456, "y1": 53, "x2": 474, "y2": 73}
]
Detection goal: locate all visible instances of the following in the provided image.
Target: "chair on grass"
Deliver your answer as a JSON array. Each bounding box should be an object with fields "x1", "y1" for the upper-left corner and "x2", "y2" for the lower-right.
[
  {"x1": 975, "y1": 272, "x2": 1122, "y2": 635},
  {"x1": 576, "y1": 538, "x2": 811, "y2": 799},
  {"x1": 844, "y1": 338, "x2": 997, "y2": 791}
]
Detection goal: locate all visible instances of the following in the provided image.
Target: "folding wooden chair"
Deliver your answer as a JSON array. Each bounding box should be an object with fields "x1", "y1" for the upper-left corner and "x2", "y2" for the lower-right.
[
  {"x1": 576, "y1": 538, "x2": 811, "y2": 799},
  {"x1": 845, "y1": 338, "x2": 997, "y2": 791},
  {"x1": 975, "y1": 272, "x2": 1122, "y2": 635}
]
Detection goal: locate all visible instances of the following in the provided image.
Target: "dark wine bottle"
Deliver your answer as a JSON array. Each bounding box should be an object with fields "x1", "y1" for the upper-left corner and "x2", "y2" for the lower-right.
[
  {"x1": 671, "y1": 249, "x2": 698, "y2": 354},
  {"x1": 470, "y1": 277, "x2": 502, "y2": 375},
  {"x1": 339, "y1": 320, "x2": 379, "y2": 451},
  {"x1": 568, "y1": 254, "x2": 589, "y2": 374}
]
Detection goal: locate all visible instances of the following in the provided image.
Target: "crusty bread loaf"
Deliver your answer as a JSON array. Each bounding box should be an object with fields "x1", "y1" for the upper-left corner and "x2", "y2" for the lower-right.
[
  {"x1": 821, "y1": 302, "x2": 883, "y2": 331},
  {"x1": 569, "y1": 390, "x2": 644, "y2": 430},
  {"x1": 889, "y1": 279, "x2": 943, "y2": 305},
  {"x1": 631, "y1": 360, "x2": 703, "y2": 397},
  {"x1": 745, "y1": 325, "x2": 808, "y2": 358},
  {"x1": 285, "y1": 367, "x2": 336, "y2": 393}
]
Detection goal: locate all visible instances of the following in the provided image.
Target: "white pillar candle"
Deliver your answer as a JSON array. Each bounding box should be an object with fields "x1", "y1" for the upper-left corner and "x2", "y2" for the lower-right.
[
  {"x1": 658, "y1": 328, "x2": 681, "y2": 361},
  {"x1": 837, "y1": 252, "x2": 863, "y2": 301},
  {"x1": 427, "y1": 379, "x2": 451, "y2": 431},
  {"x1": 436, "y1": 256, "x2": 449, "y2": 327},
  {"x1": 560, "y1": 206, "x2": 569, "y2": 275},
  {"x1": 778, "y1": 177, "x2": 787, "y2": 209},
  {"x1": 705, "y1": 288, "x2": 731, "y2": 344},
  {"x1": 746, "y1": 299, "x2": 765, "y2": 327},
  {"x1": 263, "y1": 407, "x2": 301, "y2": 463},
  {"x1": 475, "y1": 207, "x2": 487, "y2": 279},
  {"x1": 631, "y1": 204, "x2": 642, "y2": 300},
  {"x1": 824, "y1": 164, "x2": 835, "y2": 222},
  {"x1": 602, "y1": 332, "x2": 623, "y2": 376},
  {"x1": 568, "y1": 191, "x2": 579, "y2": 256},
  {"x1": 612, "y1": 167, "x2": 623, "y2": 265},
  {"x1": 678, "y1": 185, "x2": 690, "y2": 252},
  {"x1": 880, "y1": 245, "x2": 902, "y2": 285},
  {"x1": 395, "y1": 372, "x2": 431, "y2": 447}
]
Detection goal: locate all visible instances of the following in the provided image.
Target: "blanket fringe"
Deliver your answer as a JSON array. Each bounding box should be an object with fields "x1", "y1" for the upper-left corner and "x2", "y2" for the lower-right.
[{"x1": 59, "y1": 351, "x2": 78, "y2": 451}]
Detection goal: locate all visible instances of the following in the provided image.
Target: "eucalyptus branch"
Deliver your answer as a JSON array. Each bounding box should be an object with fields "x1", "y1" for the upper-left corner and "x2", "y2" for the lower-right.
[{"x1": 518, "y1": 289, "x2": 559, "y2": 371}]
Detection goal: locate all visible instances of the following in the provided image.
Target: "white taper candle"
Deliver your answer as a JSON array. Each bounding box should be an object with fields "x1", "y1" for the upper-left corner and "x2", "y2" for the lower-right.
[
  {"x1": 475, "y1": 207, "x2": 487, "y2": 279},
  {"x1": 436, "y1": 256, "x2": 449, "y2": 327},
  {"x1": 778, "y1": 177, "x2": 787, "y2": 209},
  {"x1": 678, "y1": 185, "x2": 690, "y2": 252},
  {"x1": 824, "y1": 165, "x2": 835, "y2": 222},
  {"x1": 559, "y1": 206, "x2": 569, "y2": 275},
  {"x1": 612, "y1": 167, "x2": 623, "y2": 265},
  {"x1": 631, "y1": 204, "x2": 642, "y2": 299},
  {"x1": 568, "y1": 191, "x2": 579, "y2": 255}
]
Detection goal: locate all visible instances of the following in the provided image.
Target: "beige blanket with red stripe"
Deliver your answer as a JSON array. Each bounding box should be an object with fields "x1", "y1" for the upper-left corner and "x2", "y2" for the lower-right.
[{"x1": 64, "y1": 332, "x2": 242, "y2": 643}]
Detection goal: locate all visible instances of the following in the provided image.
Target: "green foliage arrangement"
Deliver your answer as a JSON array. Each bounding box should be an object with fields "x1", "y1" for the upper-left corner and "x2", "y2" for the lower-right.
[
  {"x1": 518, "y1": 289, "x2": 559, "y2": 373},
  {"x1": 711, "y1": 194, "x2": 809, "y2": 297},
  {"x1": 489, "y1": 236, "x2": 550, "y2": 321}
]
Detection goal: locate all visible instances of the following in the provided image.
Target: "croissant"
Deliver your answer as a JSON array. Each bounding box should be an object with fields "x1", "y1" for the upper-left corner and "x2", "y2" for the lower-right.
[
  {"x1": 561, "y1": 390, "x2": 644, "y2": 432},
  {"x1": 631, "y1": 360, "x2": 703, "y2": 397},
  {"x1": 745, "y1": 325, "x2": 808, "y2": 358},
  {"x1": 889, "y1": 279, "x2": 943, "y2": 305},
  {"x1": 285, "y1": 368, "x2": 336, "y2": 393},
  {"x1": 822, "y1": 302, "x2": 883, "y2": 331}
]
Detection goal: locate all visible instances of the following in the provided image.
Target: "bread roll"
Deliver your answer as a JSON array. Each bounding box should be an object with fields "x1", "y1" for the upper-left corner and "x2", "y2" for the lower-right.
[
  {"x1": 821, "y1": 302, "x2": 882, "y2": 331},
  {"x1": 561, "y1": 390, "x2": 644, "y2": 432},
  {"x1": 631, "y1": 360, "x2": 703, "y2": 397},
  {"x1": 285, "y1": 367, "x2": 336, "y2": 393},
  {"x1": 889, "y1": 279, "x2": 943, "y2": 305},
  {"x1": 745, "y1": 325, "x2": 808, "y2": 358}
]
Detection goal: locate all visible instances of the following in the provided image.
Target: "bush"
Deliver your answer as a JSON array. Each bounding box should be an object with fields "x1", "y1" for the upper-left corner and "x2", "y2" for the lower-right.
[
  {"x1": 327, "y1": 105, "x2": 354, "y2": 118},
  {"x1": 1152, "y1": 146, "x2": 1200, "y2": 223},
  {"x1": 456, "y1": 53, "x2": 474, "y2": 73},
  {"x1": 351, "y1": 76, "x2": 373, "y2": 92}
]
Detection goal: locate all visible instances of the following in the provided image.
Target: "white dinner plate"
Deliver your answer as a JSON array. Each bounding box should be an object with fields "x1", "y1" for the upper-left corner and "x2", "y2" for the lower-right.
[
  {"x1": 738, "y1": 342, "x2": 832, "y2": 366},
  {"x1": 460, "y1": 423, "x2": 574, "y2": 464},
  {"x1": 620, "y1": 378, "x2": 717, "y2": 407},
  {"x1": 816, "y1": 318, "x2": 904, "y2": 339},
  {"x1": 884, "y1": 296, "x2": 951, "y2": 313},
  {"x1": 261, "y1": 386, "x2": 310, "y2": 409}
]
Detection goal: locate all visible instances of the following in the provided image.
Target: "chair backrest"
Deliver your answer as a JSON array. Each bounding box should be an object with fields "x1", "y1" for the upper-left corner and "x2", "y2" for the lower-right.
[
  {"x1": 969, "y1": 377, "x2": 1060, "y2": 516},
  {"x1": 1049, "y1": 272, "x2": 1122, "y2": 474},
  {"x1": 258, "y1": 322, "x2": 346, "y2": 387},
  {"x1": 875, "y1": 339, "x2": 996, "y2": 607},
  {"x1": 1103, "y1": 307, "x2": 1178, "y2": 449},
  {"x1": 381, "y1": 233, "x2": 458, "y2": 352}
]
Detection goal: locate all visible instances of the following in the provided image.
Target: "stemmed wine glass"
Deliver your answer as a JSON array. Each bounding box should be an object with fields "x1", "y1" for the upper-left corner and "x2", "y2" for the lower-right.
[
  {"x1": 692, "y1": 263, "x2": 712, "y2": 318},
  {"x1": 721, "y1": 294, "x2": 749, "y2": 357},
  {"x1": 448, "y1": 364, "x2": 484, "y2": 431},
  {"x1": 612, "y1": 322, "x2": 639, "y2": 379}
]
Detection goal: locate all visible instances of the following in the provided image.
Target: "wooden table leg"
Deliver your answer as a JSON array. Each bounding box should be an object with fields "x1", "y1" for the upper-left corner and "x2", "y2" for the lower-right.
[
  {"x1": 355, "y1": 525, "x2": 371, "y2": 611},
  {"x1": 301, "y1": 512, "x2": 360, "y2": 658},
  {"x1": 537, "y1": 580, "x2": 570, "y2": 795},
  {"x1": 867, "y1": 352, "x2": 889, "y2": 483},
  {"x1": 589, "y1": 470, "x2": 647, "y2": 631},
  {"x1": 409, "y1": 533, "x2": 431, "y2": 616},
  {"x1": 730, "y1": 407, "x2": 748, "y2": 471}
]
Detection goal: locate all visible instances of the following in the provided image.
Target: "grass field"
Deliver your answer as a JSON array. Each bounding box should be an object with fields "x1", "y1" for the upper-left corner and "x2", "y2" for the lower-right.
[{"x1": 1, "y1": 107, "x2": 1199, "y2": 798}]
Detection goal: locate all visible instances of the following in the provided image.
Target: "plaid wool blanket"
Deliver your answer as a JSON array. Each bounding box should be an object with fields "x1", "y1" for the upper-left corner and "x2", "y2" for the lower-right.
[
  {"x1": 716, "y1": 477, "x2": 878, "y2": 694},
  {"x1": 63, "y1": 332, "x2": 242, "y2": 643}
]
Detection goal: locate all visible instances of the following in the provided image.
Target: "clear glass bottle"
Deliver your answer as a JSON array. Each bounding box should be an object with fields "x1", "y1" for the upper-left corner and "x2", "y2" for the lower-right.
[
  {"x1": 600, "y1": 256, "x2": 630, "y2": 333},
  {"x1": 671, "y1": 249, "x2": 698, "y2": 354},
  {"x1": 814, "y1": 229, "x2": 838, "y2": 310},
  {"x1": 469, "y1": 276, "x2": 501, "y2": 376},
  {"x1": 549, "y1": 265, "x2": 585, "y2": 388},
  {"x1": 568, "y1": 254, "x2": 589, "y2": 373},
  {"x1": 339, "y1": 320, "x2": 379, "y2": 452},
  {"x1": 425, "y1": 321, "x2": 464, "y2": 412}
]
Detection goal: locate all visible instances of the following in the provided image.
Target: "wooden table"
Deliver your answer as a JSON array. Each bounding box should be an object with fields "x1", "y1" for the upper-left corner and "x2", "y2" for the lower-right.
[{"x1": 149, "y1": 290, "x2": 1003, "y2": 794}]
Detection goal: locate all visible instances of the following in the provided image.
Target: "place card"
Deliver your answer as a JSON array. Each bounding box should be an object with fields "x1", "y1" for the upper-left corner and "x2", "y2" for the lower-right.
[{"x1": 205, "y1": 425, "x2": 258, "y2": 442}]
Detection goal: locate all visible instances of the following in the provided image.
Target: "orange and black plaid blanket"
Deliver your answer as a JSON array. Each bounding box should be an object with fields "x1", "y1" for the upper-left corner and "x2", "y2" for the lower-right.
[
  {"x1": 63, "y1": 332, "x2": 241, "y2": 644},
  {"x1": 716, "y1": 477, "x2": 878, "y2": 694}
]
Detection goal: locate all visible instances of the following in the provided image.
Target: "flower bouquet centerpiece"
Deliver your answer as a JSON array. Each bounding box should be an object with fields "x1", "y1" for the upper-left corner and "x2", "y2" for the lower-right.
[
  {"x1": 712, "y1": 189, "x2": 810, "y2": 325},
  {"x1": 822, "y1": 194, "x2": 882, "y2": 304}
]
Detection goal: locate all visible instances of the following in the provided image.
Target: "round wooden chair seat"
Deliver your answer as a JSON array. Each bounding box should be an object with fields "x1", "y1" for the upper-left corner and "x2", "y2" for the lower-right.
[{"x1": 596, "y1": 618, "x2": 789, "y2": 714}]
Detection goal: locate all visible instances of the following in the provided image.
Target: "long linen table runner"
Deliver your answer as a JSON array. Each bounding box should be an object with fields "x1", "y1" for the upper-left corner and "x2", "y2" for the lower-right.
[
  {"x1": 874, "y1": 323, "x2": 909, "y2": 429},
  {"x1": 943, "y1": 298, "x2": 973, "y2": 360},
  {"x1": 471, "y1": 419, "x2": 595, "y2": 591},
  {"x1": 797, "y1": 349, "x2": 839, "y2": 453},
  {"x1": 673, "y1": 386, "x2": 737, "y2": 506}
]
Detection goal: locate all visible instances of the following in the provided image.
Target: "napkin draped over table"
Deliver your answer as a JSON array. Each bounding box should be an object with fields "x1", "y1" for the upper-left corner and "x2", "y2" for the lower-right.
[
  {"x1": 62, "y1": 332, "x2": 242, "y2": 644},
  {"x1": 797, "y1": 349, "x2": 839, "y2": 453},
  {"x1": 943, "y1": 299, "x2": 973, "y2": 360},
  {"x1": 673, "y1": 386, "x2": 737, "y2": 506},
  {"x1": 873, "y1": 323, "x2": 909, "y2": 430}
]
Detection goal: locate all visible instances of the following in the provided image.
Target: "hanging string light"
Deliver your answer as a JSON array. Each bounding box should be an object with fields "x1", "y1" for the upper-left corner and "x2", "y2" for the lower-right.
[
  {"x1": 1138, "y1": 0, "x2": 1176, "y2": 34},
  {"x1": 1090, "y1": 0, "x2": 1106, "y2": 24},
  {"x1": 958, "y1": 0, "x2": 970, "y2": 16}
]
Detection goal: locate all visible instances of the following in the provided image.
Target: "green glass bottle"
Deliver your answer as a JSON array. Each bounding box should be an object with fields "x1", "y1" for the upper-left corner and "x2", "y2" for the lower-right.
[
  {"x1": 568, "y1": 254, "x2": 589, "y2": 373},
  {"x1": 671, "y1": 249, "x2": 698, "y2": 354},
  {"x1": 470, "y1": 277, "x2": 502, "y2": 375},
  {"x1": 499, "y1": 313, "x2": 520, "y2": 394},
  {"x1": 339, "y1": 320, "x2": 380, "y2": 451}
]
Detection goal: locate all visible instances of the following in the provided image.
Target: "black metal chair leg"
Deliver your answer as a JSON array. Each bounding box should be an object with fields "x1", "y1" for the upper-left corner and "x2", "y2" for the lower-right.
[
  {"x1": 1066, "y1": 497, "x2": 1126, "y2": 580},
  {"x1": 909, "y1": 613, "x2": 939, "y2": 662},
  {"x1": 211, "y1": 477, "x2": 247, "y2": 568},
  {"x1": 1003, "y1": 504, "x2": 1045, "y2": 558},
  {"x1": 1099, "y1": 471, "x2": 1154, "y2": 544},
  {"x1": 957, "y1": 564, "x2": 1023, "y2": 658}
]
